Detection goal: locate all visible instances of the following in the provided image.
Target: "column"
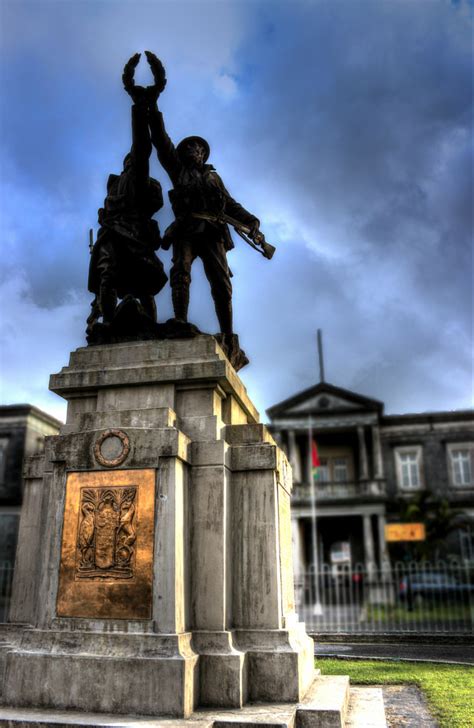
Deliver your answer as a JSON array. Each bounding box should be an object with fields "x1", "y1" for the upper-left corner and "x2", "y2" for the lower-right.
[
  {"x1": 272, "y1": 430, "x2": 283, "y2": 448},
  {"x1": 288, "y1": 430, "x2": 298, "y2": 479},
  {"x1": 363, "y1": 513, "x2": 376, "y2": 576},
  {"x1": 371, "y1": 425, "x2": 384, "y2": 479},
  {"x1": 377, "y1": 513, "x2": 390, "y2": 569},
  {"x1": 306, "y1": 432, "x2": 313, "y2": 484},
  {"x1": 291, "y1": 517, "x2": 304, "y2": 578},
  {"x1": 287, "y1": 429, "x2": 302, "y2": 481},
  {"x1": 357, "y1": 426, "x2": 369, "y2": 480}
]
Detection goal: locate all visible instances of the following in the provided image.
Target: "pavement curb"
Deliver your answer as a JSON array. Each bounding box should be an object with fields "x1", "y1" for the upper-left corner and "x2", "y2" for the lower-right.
[
  {"x1": 315, "y1": 654, "x2": 474, "y2": 667},
  {"x1": 310, "y1": 632, "x2": 474, "y2": 645}
]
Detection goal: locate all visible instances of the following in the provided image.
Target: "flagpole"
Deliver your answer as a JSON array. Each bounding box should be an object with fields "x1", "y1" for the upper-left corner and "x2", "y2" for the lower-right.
[{"x1": 308, "y1": 414, "x2": 323, "y2": 616}]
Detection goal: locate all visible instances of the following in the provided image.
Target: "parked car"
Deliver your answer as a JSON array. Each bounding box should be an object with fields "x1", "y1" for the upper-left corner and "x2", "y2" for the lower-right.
[{"x1": 398, "y1": 570, "x2": 473, "y2": 607}]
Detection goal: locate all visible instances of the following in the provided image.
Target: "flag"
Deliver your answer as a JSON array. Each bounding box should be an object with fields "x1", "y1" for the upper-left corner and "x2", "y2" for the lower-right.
[{"x1": 311, "y1": 440, "x2": 320, "y2": 481}]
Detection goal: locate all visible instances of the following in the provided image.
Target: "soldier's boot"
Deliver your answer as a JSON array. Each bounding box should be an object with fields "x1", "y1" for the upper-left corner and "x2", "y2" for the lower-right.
[
  {"x1": 139, "y1": 295, "x2": 157, "y2": 322},
  {"x1": 172, "y1": 284, "x2": 190, "y2": 323},
  {"x1": 99, "y1": 285, "x2": 117, "y2": 325},
  {"x1": 213, "y1": 299, "x2": 248, "y2": 370}
]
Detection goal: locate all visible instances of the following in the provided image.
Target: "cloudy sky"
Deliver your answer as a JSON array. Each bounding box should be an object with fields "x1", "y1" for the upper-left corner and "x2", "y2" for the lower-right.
[{"x1": 0, "y1": 0, "x2": 472, "y2": 422}]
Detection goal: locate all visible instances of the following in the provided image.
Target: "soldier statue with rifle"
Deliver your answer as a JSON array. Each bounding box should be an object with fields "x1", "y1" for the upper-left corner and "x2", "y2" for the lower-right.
[
  {"x1": 122, "y1": 51, "x2": 274, "y2": 368},
  {"x1": 87, "y1": 52, "x2": 274, "y2": 367}
]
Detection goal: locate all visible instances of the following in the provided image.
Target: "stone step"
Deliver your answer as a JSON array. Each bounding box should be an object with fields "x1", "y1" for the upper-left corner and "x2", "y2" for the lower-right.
[
  {"x1": 297, "y1": 675, "x2": 350, "y2": 727},
  {"x1": 0, "y1": 707, "x2": 212, "y2": 727},
  {"x1": 208, "y1": 704, "x2": 296, "y2": 728},
  {"x1": 345, "y1": 688, "x2": 387, "y2": 727},
  {"x1": 0, "y1": 675, "x2": 358, "y2": 728},
  {"x1": 0, "y1": 706, "x2": 289, "y2": 728}
]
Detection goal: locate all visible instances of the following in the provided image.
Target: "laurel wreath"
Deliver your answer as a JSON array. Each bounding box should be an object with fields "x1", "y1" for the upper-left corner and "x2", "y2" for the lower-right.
[{"x1": 122, "y1": 51, "x2": 166, "y2": 97}]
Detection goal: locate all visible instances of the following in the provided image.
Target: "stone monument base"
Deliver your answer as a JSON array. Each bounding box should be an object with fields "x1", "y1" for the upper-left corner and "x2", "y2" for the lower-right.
[
  {"x1": 0, "y1": 337, "x2": 372, "y2": 724},
  {"x1": 86, "y1": 298, "x2": 249, "y2": 371},
  {"x1": 0, "y1": 670, "x2": 362, "y2": 727},
  {"x1": 0, "y1": 336, "x2": 314, "y2": 718},
  {"x1": 0, "y1": 665, "x2": 389, "y2": 727}
]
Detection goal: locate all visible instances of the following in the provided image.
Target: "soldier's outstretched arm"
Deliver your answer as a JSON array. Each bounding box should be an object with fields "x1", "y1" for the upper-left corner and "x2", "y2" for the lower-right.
[
  {"x1": 122, "y1": 52, "x2": 176, "y2": 182},
  {"x1": 130, "y1": 101, "x2": 152, "y2": 187},
  {"x1": 148, "y1": 102, "x2": 181, "y2": 185}
]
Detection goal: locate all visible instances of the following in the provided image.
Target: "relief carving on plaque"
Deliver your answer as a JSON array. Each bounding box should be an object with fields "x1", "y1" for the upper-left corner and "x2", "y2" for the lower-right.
[
  {"x1": 76, "y1": 485, "x2": 137, "y2": 579},
  {"x1": 58, "y1": 469, "x2": 154, "y2": 620}
]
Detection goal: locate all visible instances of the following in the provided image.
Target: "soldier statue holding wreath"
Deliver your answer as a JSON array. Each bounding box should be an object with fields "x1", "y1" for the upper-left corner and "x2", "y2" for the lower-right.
[{"x1": 87, "y1": 52, "x2": 274, "y2": 370}]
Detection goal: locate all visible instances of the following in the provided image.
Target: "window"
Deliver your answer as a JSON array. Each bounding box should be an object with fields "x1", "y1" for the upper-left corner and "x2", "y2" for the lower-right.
[
  {"x1": 400, "y1": 452, "x2": 420, "y2": 488},
  {"x1": 318, "y1": 458, "x2": 329, "y2": 482},
  {"x1": 333, "y1": 458, "x2": 348, "y2": 482},
  {"x1": 314, "y1": 454, "x2": 353, "y2": 483},
  {"x1": 451, "y1": 450, "x2": 471, "y2": 486},
  {"x1": 447, "y1": 444, "x2": 473, "y2": 487},
  {"x1": 395, "y1": 447, "x2": 423, "y2": 491}
]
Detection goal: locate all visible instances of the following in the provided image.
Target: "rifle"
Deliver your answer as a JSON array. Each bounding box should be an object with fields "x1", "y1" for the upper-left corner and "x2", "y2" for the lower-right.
[
  {"x1": 191, "y1": 212, "x2": 275, "y2": 260},
  {"x1": 89, "y1": 228, "x2": 94, "y2": 254}
]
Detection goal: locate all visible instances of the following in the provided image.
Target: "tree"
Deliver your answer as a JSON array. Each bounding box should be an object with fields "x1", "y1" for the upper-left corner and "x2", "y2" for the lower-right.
[{"x1": 390, "y1": 492, "x2": 469, "y2": 561}]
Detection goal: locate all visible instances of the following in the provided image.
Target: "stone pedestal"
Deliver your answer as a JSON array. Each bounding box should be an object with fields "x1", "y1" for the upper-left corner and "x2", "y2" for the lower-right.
[{"x1": 2, "y1": 337, "x2": 314, "y2": 718}]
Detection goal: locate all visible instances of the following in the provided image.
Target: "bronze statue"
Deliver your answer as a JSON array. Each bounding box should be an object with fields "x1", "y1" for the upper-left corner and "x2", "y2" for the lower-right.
[
  {"x1": 124, "y1": 52, "x2": 273, "y2": 368},
  {"x1": 86, "y1": 63, "x2": 167, "y2": 342},
  {"x1": 86, "y1": 52, "x2": 274, "y2": 370}
]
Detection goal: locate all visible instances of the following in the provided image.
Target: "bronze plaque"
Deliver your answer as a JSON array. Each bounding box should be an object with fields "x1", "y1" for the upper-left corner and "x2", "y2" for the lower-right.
[{"x1": 57, "y1": 469, "x2": 156, "y2": 619}]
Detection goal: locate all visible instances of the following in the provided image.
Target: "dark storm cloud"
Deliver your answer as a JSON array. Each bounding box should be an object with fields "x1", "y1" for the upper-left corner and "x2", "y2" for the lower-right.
[
  {"x1": 1, "y1": 0, "x2": 246, "y2": 305},
  {"x1": 223, "y1": 0, "x2": 473, "y2": 413},
  {"x1": 0, "y1": 0, "x2": 472, "y2": 418}
]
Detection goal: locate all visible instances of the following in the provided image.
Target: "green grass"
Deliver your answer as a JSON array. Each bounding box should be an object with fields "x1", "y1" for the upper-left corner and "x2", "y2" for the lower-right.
[
  {"x1": 318, "y1": 658, "x2": 474, "y2": 728},
  {"x1": 366, "y1": 603, "x2": 472, "y2": 623}
]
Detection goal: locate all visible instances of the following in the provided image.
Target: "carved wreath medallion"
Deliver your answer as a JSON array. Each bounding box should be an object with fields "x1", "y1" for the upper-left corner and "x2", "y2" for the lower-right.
[{"x1": 94, "y1": 429, "x2": 130, "y2": 468}]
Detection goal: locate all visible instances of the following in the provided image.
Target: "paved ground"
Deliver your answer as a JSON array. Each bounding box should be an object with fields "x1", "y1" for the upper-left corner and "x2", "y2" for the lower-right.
[
  {"x1": 346, "y1": 687, "x2": 386, "y2": 727},
  {"x1": 315, "y1": 641, "x2": 474, "y2": 665},
  {"x1": 381, "y1": 685, "x2": 438, "y2": 728},
  {"x1": 0, "y1": 687, "x2": 434, "y2": 728}
]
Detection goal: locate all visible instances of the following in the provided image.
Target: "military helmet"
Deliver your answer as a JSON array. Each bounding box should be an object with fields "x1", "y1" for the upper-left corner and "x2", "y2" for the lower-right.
[{"x1": 176, "y1": 136, "x2": 210, "y2": 163}]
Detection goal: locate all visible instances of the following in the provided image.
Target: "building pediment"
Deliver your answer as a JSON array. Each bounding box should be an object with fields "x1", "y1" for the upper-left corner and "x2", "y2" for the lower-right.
[
  {"x1": 267, "y1": 382, "x2": 383, "y2": 421},
  {"x1": 286, "y1": 393, "x2": 360, "y2": 414}
]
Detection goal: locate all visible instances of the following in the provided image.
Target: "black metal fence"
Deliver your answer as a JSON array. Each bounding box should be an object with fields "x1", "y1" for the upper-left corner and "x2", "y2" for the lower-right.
[
  {"x1": 295, "y1": 560, "x2": 474, "y2": 634},
  {"x1": 2, "y1": 557, "x2": 473, "y2": 634}
]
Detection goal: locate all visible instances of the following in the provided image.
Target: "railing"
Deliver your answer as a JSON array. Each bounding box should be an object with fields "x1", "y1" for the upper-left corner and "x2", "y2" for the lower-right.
[
  {"x1": 2, "y1": 556, "x2": 472, "y2": 634},
  {"x1": 0, "y1": 560, "x2": 14, "y2": 622},
  {"x1": 295, "y1": 560, "x2": 474, "y2": 634},
  {"x1": 293, "y1": 480, "x2": 386, "y2": 501}
]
